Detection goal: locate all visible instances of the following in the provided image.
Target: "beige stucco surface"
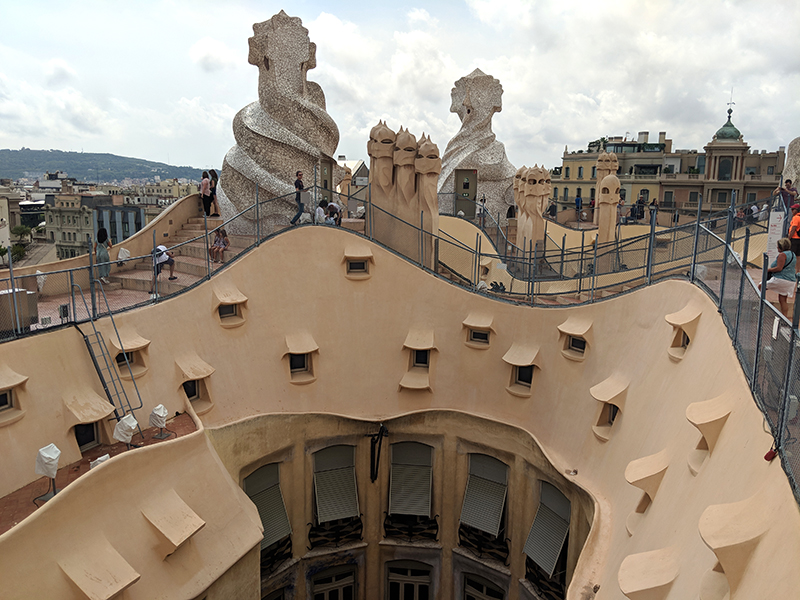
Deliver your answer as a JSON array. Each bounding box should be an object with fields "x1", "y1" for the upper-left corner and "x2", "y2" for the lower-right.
[{"x1": 0, "y1": 225, "x2": 798, "y2": 599}]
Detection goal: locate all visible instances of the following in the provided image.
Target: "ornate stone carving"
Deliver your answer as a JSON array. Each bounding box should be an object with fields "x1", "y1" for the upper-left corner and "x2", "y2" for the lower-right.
[
  {"x1": 438, "y1": 69, "x2": 516, "y2": 222},
  {"x1": 597, "y1": 174, "x2": 620, "y2": 245},
  {"x1": 594, "y1": 152, "x2": 619, "y2": 224},
  {"x1": 518, "y1": 165, "x2": 550, "y2": 249},
  {"x1": 514, "y1": 166, "x2": 528, "y2": 242},
  {"x1": 218, "y1": 11, "x2": 342, "y2": 232},
  {"x1": 367, "y1": 122, "x2": 441, "y2": 268}
]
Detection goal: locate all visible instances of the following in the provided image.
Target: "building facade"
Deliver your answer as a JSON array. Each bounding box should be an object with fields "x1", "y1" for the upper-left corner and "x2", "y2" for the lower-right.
[{"x1": 552, "y1": 112, "x2": 785, "y2": 212}]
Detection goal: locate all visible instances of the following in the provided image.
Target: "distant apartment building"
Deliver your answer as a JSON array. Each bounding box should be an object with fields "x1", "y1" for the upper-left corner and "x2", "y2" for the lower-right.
[
  {"x1": 0, "y1": 180, "x2": 25, "y2": 231},
  {"x1": 551, "y1": 110, "x2": 785, "y2": 211},
  {"x1": 43, "y1": 181, "x2": 158, "y2": 259},
  {"x1": 142, "y1": 179, "x2": 198, "y2": 199}
]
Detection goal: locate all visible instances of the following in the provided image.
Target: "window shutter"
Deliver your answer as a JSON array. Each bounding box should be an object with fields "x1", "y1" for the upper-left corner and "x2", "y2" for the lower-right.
[
  {"x1": 459, "y1": 454, "x2": 508, "y2": 537},
  {"x1": 314, "y1": 446, "x2": 359, "y2": 523},
  {"x1": 244, "y1": 464, "x2": 291, "y2": 549},
  {"x1": 524, "y1": 481, "x2": 571, "y2": 577},
  {"x1": 389, "y1": 442, "x2": 432, "y2": 516}
]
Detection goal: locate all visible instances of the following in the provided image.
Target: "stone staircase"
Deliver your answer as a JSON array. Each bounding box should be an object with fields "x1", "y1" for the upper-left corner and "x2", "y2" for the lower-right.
[{"x1": 108, "y1": 217, "x2": 254, "y2": 295}]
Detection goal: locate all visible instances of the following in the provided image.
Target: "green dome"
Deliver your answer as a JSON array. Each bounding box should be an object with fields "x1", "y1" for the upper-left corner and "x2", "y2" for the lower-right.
[{"x1": 715, "y1": 108, "x2": 741, "y2": 140}]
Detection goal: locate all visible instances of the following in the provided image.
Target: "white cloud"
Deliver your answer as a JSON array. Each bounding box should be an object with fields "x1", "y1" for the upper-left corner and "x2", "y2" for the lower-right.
[
  {"x1": 0, "y1": 1, "x2": 798, "y2": 172},
  {"x1": 407, "y1": 8, "x2": 438, "y2": 27},
  {"x1": 189, "y1": 37, "x2": 238, "y2": 72},
  {"x1": 45, "y1": 59, "x2": 77, "y2": 88}
]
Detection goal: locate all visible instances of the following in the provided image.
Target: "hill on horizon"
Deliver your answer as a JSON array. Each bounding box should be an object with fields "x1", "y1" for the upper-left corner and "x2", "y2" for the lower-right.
[{"x1": 0, "y1": 148, "x2": 212, "y2": 182}]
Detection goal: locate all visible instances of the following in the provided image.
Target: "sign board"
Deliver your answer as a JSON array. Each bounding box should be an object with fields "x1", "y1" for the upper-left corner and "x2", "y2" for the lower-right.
[
  {"x1": 355, "y1": 177, "x2": 368, "y2": 186},
  {"x1": 766, "y1": 207, "x2": 785, "y2": 267}
]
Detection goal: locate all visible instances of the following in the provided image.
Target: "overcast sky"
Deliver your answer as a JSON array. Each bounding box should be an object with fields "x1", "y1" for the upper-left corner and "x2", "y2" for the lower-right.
[{"x1": 0, "y1": 0, "x2": 798, "y2": 174}]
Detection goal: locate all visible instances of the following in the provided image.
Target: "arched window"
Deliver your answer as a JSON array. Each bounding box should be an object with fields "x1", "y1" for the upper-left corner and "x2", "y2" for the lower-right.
[
  {"x1": 387, "y1": 560, "x2": 432, "y2": 600},
  {"x1": 578, "y1": 166, "x2": 584, "y2": 179},
  {"x1": 718, "y1": 157, "x2": 733, "y2": 181},
  {"x1": 464, "y1": 574, "x2": 505, "y2": 599},
  {"x1": 312, "y1": 566, "x2": 356, "y2": 600}
]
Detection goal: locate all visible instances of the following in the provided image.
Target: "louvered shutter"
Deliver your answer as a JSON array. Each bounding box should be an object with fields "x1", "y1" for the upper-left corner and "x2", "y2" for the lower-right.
[
  {"x1": 314, "y1": 445, "x2": 359, "y2": 523},
  {"x1": 524, "y1": 481, "x2": 571, "y2": 577},
  {"x1": 244, "y1": 464, "x2": 292, "y2": 549},
  {"x1": 389, "y1": 442, "x2": 432, "y2": 516},
  {"x1": 459, "y1": 454, "x2": 508, "y2": 537}
]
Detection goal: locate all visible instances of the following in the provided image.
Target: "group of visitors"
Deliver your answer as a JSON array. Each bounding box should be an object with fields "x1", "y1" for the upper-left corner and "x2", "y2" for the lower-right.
[
  {"x1": 291, "y1": 169, "x2": 343, "y2": 226},
  {"x1": 315, "y1": 199, "x2": 342, "y2": 226}
]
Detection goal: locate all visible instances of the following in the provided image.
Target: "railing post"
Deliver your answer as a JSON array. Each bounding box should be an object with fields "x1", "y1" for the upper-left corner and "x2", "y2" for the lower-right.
[
  {"x1": 690, "y1": 194, "x2": 703, "y2": 282},
  {"x1": 255, "y1": 184, "x2": 261, "y2": 245},
  {"x1": 752, "y1": 253, "x2": 769, "y2": 385},
  {"x1": 69, "y1": 269, "x2": 76, "y2": 324},
  {"x1": 530, "y1": 241, "x2": 537, "y2": 306},
  {"x1": 204, "y1": 213, "x2": 211, "y2": 279},
  {"x1": 474, "y1": 233, "x2": 480, "y2": 289},
  {"x1": 368, "y1": 183, "x2": 373, "y2": 241},
  {"x1": 477, "y1": 234, "x2": 482, "y2": 291},
  {"x1": 419, "y1": 211, "x2": 424, "y2": 268},
  {"x1": 6, "y1": 248, "x2": 22, "y2": 335},
  {"x1": 543, "y1": 220, "x2": 548, "y2": 256},
  {"x1": 777, "y1": 289, "x2": 800, "y2": 448},
  {"x1": 591, "y1": 238, "x2": 598, "y2": 302},
  {"x1": 733, "y1": 229, "x2": 750, "y2": 342},
  {"x1": 152, "y1": 229, "x2": 158, "y2": 300},
  {"x1": 646, "y1": 206, "x2": 657, "y2": 285},
  {"x1": 88, "y1": 242, "x2": 97, "y2": 319},
  {"x1": 560, "y1": 234, "x2": 566, "y2": 279},
  {"x1": 578, "y1": 230, "x2": 585, "y2": 294},
  {"x1": 718, "y1": 191, "x2": 737, "y2": 308}
]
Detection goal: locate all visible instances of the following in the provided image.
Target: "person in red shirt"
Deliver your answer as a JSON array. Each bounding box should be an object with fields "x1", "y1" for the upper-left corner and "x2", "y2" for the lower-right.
[{"x1": 788, "y1": 203, "x2": 800, "y2": 271}]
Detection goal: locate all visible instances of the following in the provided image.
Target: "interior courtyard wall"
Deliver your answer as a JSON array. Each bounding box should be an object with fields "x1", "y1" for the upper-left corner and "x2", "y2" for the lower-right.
[{"x1": 205, "y1": 411, "x2": 594, "y2": 599}]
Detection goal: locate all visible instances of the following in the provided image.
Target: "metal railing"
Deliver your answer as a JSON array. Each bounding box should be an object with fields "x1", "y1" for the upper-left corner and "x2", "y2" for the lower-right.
[{"x1": 1, "y1": 186, "x2": 798, "y2": 503}]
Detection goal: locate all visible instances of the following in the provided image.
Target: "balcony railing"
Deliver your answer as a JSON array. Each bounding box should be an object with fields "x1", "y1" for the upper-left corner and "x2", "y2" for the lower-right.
[
  {"x1": 307, "y1": 515, "x2": 363, "y2": 550},
  {"x1": 383, "y1": 513, "x2": 439, "y2": 542},
  {"x1": 458, "y1": 523, "x2": 509, "y2": 565}
]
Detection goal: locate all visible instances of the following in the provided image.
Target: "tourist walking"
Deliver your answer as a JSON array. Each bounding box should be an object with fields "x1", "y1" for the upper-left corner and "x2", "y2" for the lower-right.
[
  {"x1": 94, "y1": 227, "x2": 112, "y2": 284},
  {"x1": 291, "y1": 170, "x2": 304, "y2": 225}
]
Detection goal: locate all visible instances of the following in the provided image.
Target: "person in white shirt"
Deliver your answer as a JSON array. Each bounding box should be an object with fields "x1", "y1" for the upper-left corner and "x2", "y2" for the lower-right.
[
  {"x1": 149, "y1": 244, "x2": 176, "y2": 294},
  {"x1": 315, "y1": 200, "x2": 328, "y2": 224}
]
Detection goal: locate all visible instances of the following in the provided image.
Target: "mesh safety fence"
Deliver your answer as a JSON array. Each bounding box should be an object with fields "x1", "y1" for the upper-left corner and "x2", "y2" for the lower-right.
[
  {"x1": 651, "y1": 224, "x2": 696, "y2": 281},
  {"x1": 732, "y1": 272, "x2": 762, "y2": 383},
  {"x1": 719, "y1": 249, "x2": 743, "y2": 334},
  {"x1": 781, "y1": 351, "x2": 800, "y2": 494},
  {"x1": 693, "y1": 228, "x2": 726, "y2": 303},
  {"x1": 754, "y1": 305, "x2": 793, "y2": 436},
  {"x1": 0, "y1": 276, "x2": 18, "y2": 342}
]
